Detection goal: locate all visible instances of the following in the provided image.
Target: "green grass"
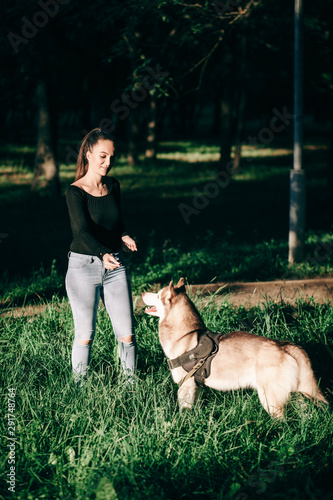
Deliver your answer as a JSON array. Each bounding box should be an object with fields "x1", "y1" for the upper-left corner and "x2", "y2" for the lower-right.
[
  {"x1": 0, "y1": 139, "x2": 332, "y2": 497},
  {"x1": 1, "y1": 135, "x2": 333, "y2": 306},
  {"x1": 0, "y1": 138, "x2": 332, "y2": 295},
  {"x1": 1, "y1": 295, "x2": 332, "y2": 499},
  {"x1": 1, "y1": 229, "x2": 333, "y2": 305}
]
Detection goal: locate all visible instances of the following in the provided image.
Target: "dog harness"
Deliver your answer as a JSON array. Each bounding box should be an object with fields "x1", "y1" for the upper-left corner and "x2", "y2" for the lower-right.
[{"x1": 167, "y1": 330, "x2": 224, "y2": 387}]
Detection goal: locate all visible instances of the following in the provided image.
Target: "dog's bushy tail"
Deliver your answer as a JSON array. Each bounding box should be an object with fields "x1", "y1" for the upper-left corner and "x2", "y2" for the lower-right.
[{"x1": 284, "y1": 343, "x2": 328, "y2": 404}]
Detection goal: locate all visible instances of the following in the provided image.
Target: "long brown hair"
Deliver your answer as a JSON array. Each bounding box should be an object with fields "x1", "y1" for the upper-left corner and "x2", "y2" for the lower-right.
[{"x1": 75, "y1": 128, "x2": 115, "y2": 181}]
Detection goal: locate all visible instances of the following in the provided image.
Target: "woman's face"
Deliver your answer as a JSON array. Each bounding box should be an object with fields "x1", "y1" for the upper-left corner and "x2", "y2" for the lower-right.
[{"x1": 87, "y1": 140, "x2": 115, "y2": 176}]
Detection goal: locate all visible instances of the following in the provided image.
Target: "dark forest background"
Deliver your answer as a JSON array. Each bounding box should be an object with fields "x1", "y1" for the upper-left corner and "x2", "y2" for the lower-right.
[
  {"x1": 2, "y1": 0, "x2": 332, "y2": 168},
  {"x1": 0, "y1": 0, "x2": 333, "y2": 292}
]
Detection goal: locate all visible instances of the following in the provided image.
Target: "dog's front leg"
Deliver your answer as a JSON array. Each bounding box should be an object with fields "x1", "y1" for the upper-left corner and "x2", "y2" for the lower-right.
[{"x1": 177, "y1": 377, "x2": 202, "y2": 411}]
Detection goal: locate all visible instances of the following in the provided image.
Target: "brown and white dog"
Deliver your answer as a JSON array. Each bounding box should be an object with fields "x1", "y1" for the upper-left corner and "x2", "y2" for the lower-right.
[{"x1": 142, "y1": 278, "x2": 327, "y2": 418}]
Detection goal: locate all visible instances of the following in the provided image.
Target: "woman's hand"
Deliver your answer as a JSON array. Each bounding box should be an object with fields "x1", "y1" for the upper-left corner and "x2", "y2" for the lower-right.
[
  {"x1": 121, "y1": 235, "x2": 137, "y2": 252},
  {"x1": 103, "y1": 253, "x2": 121, "y2": 270}
]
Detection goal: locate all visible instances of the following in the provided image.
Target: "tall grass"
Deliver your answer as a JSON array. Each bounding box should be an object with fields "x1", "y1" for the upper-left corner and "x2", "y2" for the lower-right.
[
  {"x1": 1, "y1": 295, "x2": 332, "y2": 499},
  {"x1": 0, "y1": 140, "x2": 332, "y2": 498}
]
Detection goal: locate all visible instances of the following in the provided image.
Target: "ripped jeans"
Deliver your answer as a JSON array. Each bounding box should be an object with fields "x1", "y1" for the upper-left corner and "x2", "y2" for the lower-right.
[{"x1": 65, "y1": 251, "x2": 136, "y2": 381}]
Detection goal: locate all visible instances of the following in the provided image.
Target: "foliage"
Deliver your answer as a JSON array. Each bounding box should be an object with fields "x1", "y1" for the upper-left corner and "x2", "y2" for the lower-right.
[
  {"x1": 1, "y1": 0, "x2": 331, "y2": 146},
  {"x1": 0, "y1": 260, "x2": 63, "y2": 306}
]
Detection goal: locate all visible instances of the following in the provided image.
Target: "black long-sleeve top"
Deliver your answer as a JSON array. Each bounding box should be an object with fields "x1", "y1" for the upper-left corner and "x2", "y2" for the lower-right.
[{"x1": 66, "y1": 177, "x2": 128, "y2": 259}]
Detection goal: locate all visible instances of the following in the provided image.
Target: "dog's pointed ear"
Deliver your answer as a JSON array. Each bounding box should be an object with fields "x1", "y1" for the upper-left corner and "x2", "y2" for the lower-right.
[
  {"x1": 166, "y1": 281, "x2": 176, "y2": 302},
  {"x1": 175, "y1": 277, "x2": 186, "y2": 293}
]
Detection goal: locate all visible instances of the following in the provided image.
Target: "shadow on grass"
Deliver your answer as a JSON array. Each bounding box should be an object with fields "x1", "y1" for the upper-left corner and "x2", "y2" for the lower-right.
[
  {"x1": 88, "y1": 448, "x2": 333, "y2": 500},
  {"x1": 303, "y1": 340, "x2": 333, "y2": 397},
  {"x1": 0, "y1": 143, "x2": 331, "y2": 287}
]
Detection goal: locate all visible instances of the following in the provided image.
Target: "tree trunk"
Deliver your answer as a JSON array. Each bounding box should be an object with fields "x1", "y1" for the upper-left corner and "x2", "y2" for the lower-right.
[
  {"x1": 127, "y1": 112, "x2": 139, "y2": 166},
  {"x1": 210, "y1": 90, "x2": 221, "y2": 137},
  {"x1": 233, "y1": 35, "x2": 247, "y2": 172},
  {"x1": 233, "y1": 84, "x2": 247, "y2": 172},
  {"x1": 219, "y1": 89, "x2": 233, "y2": 170},
  {"x1": 31, "y1": 79, "x2": 60, "y2": 195},
  {"x1": 156, "y1": 98, "x2": 167, "y2": 137},
  {"x1": 327, "y1": 114, "x2": 333, "y2": 215},
  {"x1": 81, "y1": 75, "x2": 92, "y2": 132},
  {"x1": 289, "y1": 0, "x2": 305, "y2": 263},
  {"x1": 145, "y1": 95, "x2": 157, "y2": 159},
  {"x1": 189, "y1": 94, "x2": 204, "y2": 136},
  {"x1": 327, "y1": 19, "x2": 333, "y2": 215}
]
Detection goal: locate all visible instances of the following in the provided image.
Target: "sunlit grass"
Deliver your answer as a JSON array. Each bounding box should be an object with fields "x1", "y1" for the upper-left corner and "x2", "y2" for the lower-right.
[
  {"x1": 0, "y1": 139, "x2": 327, "y2": 210},
  {"x1": 0, "y1": 139, "x2": 332, "y2": 498},
  {"x1": 0, "y1": 138, "x2": 332, "y2": 300},
  {"x1": 156, "y1": 150, "x2": 220, "y2": 162},
  {"x1": 0, "y1": 140, "x2": 328, "y2": 197},
  {"x1": 0, "y1": 296, "x2": 332, "y2": 499},
  {"x1": 0, "y1": 144, "x2": 35, "y2": 154}
]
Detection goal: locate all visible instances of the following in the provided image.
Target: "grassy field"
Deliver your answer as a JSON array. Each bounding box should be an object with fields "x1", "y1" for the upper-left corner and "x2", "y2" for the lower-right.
[
  {"x1": 1, "y1": 295, "x2": 332, "y2": 499},
  {"x1": 0, "y1": 139, "x2": 333, "y2": 305},
  {"x1": 0, "y1": 140, "x2": 332, "y2": 498}
]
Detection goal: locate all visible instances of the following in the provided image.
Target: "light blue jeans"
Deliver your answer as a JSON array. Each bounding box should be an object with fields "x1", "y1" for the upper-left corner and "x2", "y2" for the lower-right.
[{"x1": 65, "y1": 251, "x2": 136, "y2": 381}]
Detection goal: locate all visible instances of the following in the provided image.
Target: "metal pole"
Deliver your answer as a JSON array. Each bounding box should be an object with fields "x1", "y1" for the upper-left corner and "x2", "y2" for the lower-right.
[{"x1": 288, "y1": 0, "x2": 305, "y2": 264}]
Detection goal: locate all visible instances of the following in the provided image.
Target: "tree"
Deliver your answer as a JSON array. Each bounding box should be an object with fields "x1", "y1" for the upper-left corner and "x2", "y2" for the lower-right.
[
  {"x1": 31, "y1": 79, "x2": 60, "y2": 195},
  {"x1": 288, "y1": 0, "x2": 305, "y2": 263}
]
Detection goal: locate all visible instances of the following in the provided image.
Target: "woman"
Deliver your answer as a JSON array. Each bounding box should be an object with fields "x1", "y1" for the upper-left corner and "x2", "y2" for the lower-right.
[{"x1": 65, "y1": 128, "x2": 137, "y2": 387}]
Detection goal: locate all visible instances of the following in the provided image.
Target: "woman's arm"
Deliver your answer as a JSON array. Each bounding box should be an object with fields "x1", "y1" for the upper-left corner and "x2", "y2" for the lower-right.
[{"x1": 66, "y1": 186, "x2": 112, "y2": 261}]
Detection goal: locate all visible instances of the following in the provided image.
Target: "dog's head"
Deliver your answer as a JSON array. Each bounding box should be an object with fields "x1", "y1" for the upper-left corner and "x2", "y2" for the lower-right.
[{"x1": 142, "y1": 278, "x2": 186, "y2": 320}]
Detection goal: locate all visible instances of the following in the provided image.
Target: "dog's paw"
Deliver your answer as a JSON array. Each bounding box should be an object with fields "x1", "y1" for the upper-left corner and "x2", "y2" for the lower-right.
[{"x1": 179, "y1": 402, "x2": 193, "y2": 412}]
